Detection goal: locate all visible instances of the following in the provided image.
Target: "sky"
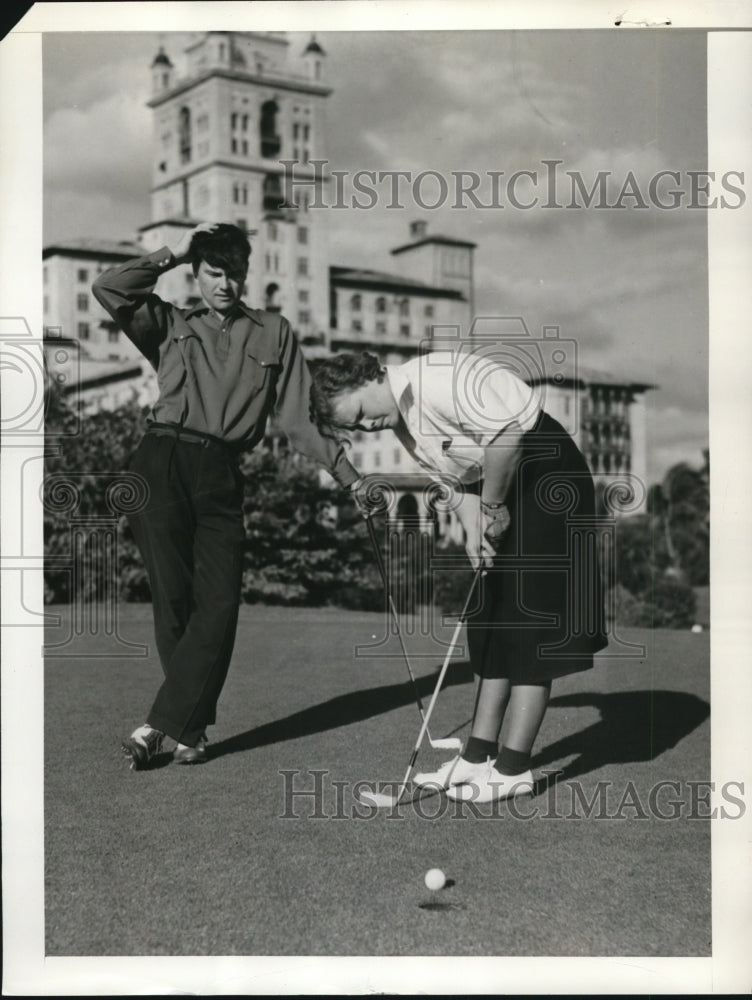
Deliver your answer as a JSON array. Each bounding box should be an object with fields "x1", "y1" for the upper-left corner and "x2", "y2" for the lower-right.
[{"x1": 42, "y1": 28, "x2": 711, "y2": 483}]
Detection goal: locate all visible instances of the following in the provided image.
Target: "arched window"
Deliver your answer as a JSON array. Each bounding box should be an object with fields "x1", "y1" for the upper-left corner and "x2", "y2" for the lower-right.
[
  {"x1": 399, "y1": 297, "x2": 410, "y2": 317},
  {"x1": 179, "y1": 106, "x2": 191, "y2": 164},
  {"x1": 350, "y1": 294, "x2": 362, "y2": 312},
  {"x1": 260, "y1": 100, "x2": 280, "y2": 158},
  {"x1": 396, "y1": 492, "x2": 419, "y2": 530},
  {"x1": 375, "y1": 296, "x2": 387, "y2": 313}
]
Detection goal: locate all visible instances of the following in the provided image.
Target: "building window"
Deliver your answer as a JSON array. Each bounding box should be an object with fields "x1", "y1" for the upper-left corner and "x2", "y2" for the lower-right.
[
  {"x1": 108, "y1": 329, "x2": 119, "y2": 344},
  {"x1": 231, "y1": 138, "x2": 238, "y2": 153},
  {"x1": 260, "y1": 99, "x2": 280, "y2": 158},
  {"x1": 77, "y1": 322, "x2": 90, "y2": 340},
  {"x1": 297, "y1": 226, "x2": 308, "y2": 245},
  {"x1": 424, "y1": 303, "x2": 434, "y2": 317},
  {"x1": 179, "y1": 106, "x2": 192, "y2": 164},
  {"x1": 375, "y1": 321, "x2": 386, "y2": 336},
  {"x1": 373, "y1": 451, "x2": 382, "y2": 468},
  {"x1": 77, "y1": 293, "x2": 89, "y2": 312},
  {"x1": 393, "y1": 449, "x2": 402, "y2": 465},
  {"x1": 298, "y1": 310, "x2": 310, "y2": 325},
  {"x1": 352, "y1": 318, "x2": 363, "y2": 333},
  {"x1": 350, "y1": 293, "x2": 362, "y2": 311},
  {"x1": 297, "y1": 258, "x2": 309, "y2": 277},
  {"x1": 236, "y1": 218, "x2": 247, "y2": 232},
  {"x1": 77, "y1": 268, "x2": 88, "y2": 283},
  {"x1": 399, "y1": 298, "x2": 410, "y2": 317},
  {"x1": 263, "y1": 173, "x2": 283, "y2": 212},
  {"x1": 267, "y1": 220, "x2": 278, "y2": 241},
  {"x1": 375, "y1": 296, "x2": 387, "y2": 313},
  {"x1": 298, "y1": 289, "x2": 309, "y2": 303},
  {"x1": 352, "y1": 452, "x2": 363, "y2": 469},
  {"x1": 400, "y1": 323, "x2": 411, "y2": 337},
  {"x1": 424, "y1": 325, "x2": 433, "y2": 338}
]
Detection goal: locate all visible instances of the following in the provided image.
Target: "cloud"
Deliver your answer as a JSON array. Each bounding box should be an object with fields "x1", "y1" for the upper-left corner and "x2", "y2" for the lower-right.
[{"x1": 41, "y1": 29, "x2": 709, "y2": 481}]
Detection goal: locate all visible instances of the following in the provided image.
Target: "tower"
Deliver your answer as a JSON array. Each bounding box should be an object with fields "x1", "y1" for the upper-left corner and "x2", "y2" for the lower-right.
[
  {"x1": 151, "y1": 46, "x2": 174, "y2": 96},
  {"x1": 390, "y1": 221, "x2": 476, "y2": 316},
  {"x1": 138, "y1": 32, "x2": 331, "y2": 338}
]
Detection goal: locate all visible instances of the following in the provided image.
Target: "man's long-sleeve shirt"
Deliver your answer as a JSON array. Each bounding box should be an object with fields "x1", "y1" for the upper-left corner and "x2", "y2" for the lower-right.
[{"x1": 92, "y1": 247, "x2": 358, "y2": 488}]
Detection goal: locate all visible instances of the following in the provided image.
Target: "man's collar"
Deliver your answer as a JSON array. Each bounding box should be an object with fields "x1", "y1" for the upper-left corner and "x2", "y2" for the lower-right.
[{"x1": 184, "y1": 299, "x2": 264, "y2": 325}]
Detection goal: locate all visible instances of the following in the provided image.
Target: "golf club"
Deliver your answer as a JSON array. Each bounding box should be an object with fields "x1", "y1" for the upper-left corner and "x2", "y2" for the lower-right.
[
  {"x1": 358, "y1": 565, "x2": 484, "y2": 809},
  {"x1": 365, "y1": 512, "x2": 462, "y2": 752}
]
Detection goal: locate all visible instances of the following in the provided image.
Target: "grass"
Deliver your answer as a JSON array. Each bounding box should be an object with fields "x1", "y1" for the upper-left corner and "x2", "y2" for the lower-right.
[{"x1": 45, "y1": 603, "x2": 710, "y2": 956}]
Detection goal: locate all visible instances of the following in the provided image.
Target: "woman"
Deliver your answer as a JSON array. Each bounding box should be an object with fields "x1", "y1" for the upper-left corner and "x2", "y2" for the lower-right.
[{"x1": 310, "y1": 350, "x2": 607, "y2": 803}]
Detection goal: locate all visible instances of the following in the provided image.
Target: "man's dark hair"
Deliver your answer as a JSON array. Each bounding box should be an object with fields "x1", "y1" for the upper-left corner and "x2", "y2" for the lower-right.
[
  {"x1": 190, "y1": 224, "x2": 251, "y2": 279},
  {"x1": 308, "y1": 352, "x2": 385, "y2": 440}
]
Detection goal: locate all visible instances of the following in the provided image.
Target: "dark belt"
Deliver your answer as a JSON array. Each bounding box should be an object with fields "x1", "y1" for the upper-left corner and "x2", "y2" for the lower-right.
[{"x1": 145, "y1": 421, "x2": 240, "y2": 457}]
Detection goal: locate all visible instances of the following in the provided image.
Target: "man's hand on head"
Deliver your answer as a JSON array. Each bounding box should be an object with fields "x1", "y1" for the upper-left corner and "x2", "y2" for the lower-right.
[{"x1": 172, "y1": 222, "x2": 220, "y2": 264}]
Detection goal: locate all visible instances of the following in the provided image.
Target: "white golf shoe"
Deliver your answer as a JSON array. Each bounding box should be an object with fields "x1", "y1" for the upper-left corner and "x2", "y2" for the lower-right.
[
  {"x1": 413, "y1": 754, "x2": 493, "y2": 790},
  {"x1": 446, "y1": 764, "x2": 534, "y2": 803}
]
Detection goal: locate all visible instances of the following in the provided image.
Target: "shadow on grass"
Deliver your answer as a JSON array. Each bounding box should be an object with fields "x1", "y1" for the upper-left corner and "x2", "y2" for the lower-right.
[
  {"x1": 209, "y1": 662, "x2": 475, "y2": 761},
  {"x1": 533, "y1": 689, "x2": 710, "y2": 787},
  {"x1": 210, "y1": 661, "x2": 709, "y2": 786}
]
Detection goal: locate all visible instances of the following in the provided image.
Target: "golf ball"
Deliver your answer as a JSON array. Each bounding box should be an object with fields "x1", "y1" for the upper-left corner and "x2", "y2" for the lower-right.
[{"x1": 424, "y1": 868, "x2": 446, "y2": 891}]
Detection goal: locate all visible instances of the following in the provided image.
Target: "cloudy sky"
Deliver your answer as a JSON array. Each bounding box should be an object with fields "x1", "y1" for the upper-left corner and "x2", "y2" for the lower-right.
[{"x1": 43, "y1": 28, "x2": 710, "y2": 483}]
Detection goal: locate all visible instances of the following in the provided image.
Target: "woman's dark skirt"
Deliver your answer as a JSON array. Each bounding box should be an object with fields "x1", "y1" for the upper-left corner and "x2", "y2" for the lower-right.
[{"x1": 467, "y1": 411, "x2": 608, "y2": 683}]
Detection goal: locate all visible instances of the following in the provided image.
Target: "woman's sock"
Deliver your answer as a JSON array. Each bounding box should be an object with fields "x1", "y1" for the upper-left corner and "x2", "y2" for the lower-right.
[
  {"x1": 464, "y1": 736, "x2": 498, "y2": 763},
  {"x1": 495, "y1": 746, "x2": 531, "y2": 776}
]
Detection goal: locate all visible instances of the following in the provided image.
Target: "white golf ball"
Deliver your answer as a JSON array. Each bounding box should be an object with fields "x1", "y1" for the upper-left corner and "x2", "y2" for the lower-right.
[
  {"x1": 691, "y1": 623, "x2": 703, "y2": 633},
  {"x1": 424, "y1": 868, "x2": 446, "y2": 891}
]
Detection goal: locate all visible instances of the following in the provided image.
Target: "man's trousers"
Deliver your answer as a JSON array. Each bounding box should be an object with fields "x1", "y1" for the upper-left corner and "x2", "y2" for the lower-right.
[{"x1": 127, "y1": 430, "x2": 245, "y2": 747}]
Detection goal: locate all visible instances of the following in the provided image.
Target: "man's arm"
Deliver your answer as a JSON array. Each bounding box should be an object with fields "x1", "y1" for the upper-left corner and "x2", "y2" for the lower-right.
[
  {"x1": 91, "y1": 224, "x2": 215, "y2": 367},
  {"x1": 91, "y1": 248, "x2": 177, "y2": 367},
  {"x1": 272, "y1": 318, "x2": 360, "y2": 489}
]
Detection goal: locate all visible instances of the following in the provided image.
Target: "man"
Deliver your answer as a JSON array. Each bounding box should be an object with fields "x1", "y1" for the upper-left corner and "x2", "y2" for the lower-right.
[{"x1": 93, "y1": 223, "x2": 362, "y2": 769}]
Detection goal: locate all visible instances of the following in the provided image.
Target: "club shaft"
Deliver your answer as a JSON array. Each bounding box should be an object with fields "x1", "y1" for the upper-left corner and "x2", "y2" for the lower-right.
[
  {"x1": 366, "y1": 514, "x2": 444, "y2": 739},
  {"x1": 383, "y1": 566, "x2": 484, "y2": 804}
]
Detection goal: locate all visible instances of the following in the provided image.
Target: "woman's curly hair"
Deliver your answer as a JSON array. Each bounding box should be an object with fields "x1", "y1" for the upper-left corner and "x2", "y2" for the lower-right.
[{"x1": 308, "y1": 352, "x2": 385, "y2": 442}]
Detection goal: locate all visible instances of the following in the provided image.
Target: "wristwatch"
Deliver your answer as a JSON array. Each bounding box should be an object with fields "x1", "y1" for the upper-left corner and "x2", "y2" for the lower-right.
[{"x1": 481, "y1": 499, "x2": 509, "y2": 519}]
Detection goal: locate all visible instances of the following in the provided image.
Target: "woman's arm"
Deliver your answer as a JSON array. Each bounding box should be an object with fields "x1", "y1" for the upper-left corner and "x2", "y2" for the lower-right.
[{"x1": 480, "y1": 420, "x2": 525, "y2": 547}]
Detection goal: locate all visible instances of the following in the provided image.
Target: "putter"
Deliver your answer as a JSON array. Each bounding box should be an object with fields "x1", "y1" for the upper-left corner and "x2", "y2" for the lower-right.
[
  {"x1": 365, "y1": 513, "x2": 462, "y2": 752},
  {"x1": 358, "y1": 565, "x2": 484, "y2": 809}
]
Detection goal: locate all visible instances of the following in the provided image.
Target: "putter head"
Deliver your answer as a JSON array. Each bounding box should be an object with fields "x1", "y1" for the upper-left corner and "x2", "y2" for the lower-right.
[
  {"x1": 428, "y1": 737, "x2": 463, "y2": 751},
  {"x1": 357, "y1": 788, "x2": 402, "y2": 809}
]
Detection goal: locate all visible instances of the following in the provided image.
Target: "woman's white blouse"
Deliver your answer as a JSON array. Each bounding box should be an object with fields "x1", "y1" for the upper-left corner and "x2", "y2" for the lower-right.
[{"x1": 385, "y1": 352, "x2": 542, "y2": 484}]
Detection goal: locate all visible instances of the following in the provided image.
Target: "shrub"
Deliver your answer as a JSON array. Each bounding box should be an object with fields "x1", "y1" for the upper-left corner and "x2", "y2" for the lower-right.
[{"x1": 637, "y1": 574, "x2": 697, "y2": 628}]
